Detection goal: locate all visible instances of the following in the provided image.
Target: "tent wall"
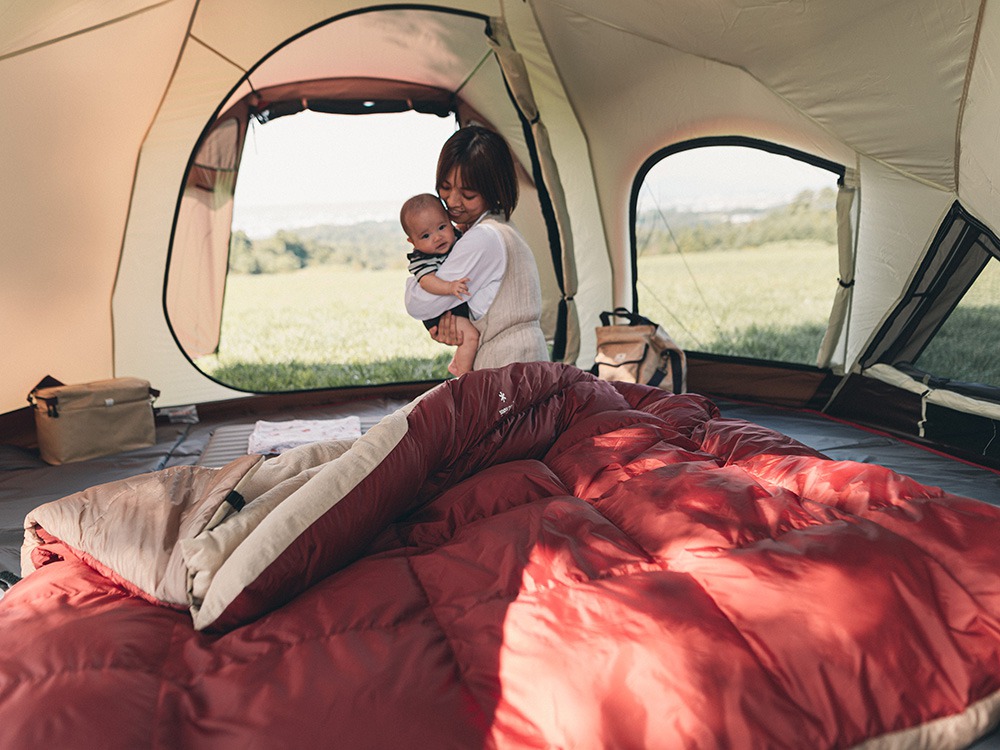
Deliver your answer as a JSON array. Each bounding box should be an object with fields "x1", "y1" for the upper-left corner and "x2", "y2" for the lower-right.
[
  {"x1": 0, "y1": 1, "x2": 193, "y2": 413},
  {"x1": 501, "y1": 2, "x2": 614, "y2": 363},
  {"x1": 828, "y1": 158, "x2": 956, "y2": 369},
  {"x1": 527, "y1": 1, "x2": 859, "y2": 310},
  {"x1": 169, "y1": 115, "x2": 243, "y2": 358},
  {"x1": 858, "y1": 204, "x2": 999, "y2": 370},
  {"x1": 113, "y1": 33, "x2": 250, "y2": 407},
  {"x1": 959, "y1": 0, "x2": 1000, "y2": 240}
]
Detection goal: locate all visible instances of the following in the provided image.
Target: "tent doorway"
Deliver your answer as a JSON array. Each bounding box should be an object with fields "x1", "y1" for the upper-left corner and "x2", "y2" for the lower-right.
[{"x1": 190, "y1": 109, "x2": 461, "y2": 391}]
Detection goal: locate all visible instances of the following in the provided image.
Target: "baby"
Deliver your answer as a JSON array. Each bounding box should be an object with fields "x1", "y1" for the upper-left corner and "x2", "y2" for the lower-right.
[{"x1": 400, "y1": 193, "x2": 480, "y2": 376}]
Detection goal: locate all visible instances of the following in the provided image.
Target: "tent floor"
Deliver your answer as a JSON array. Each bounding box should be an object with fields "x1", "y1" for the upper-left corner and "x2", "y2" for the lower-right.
[
  {"x1": 0, "y1": 394, "x2": 411, "y2": 574},
  {"x1": 2, "y1": 388, "x2": 1000, "y2": 747},
  {"x1": 4, "y1": 388, "x2": 1000, "y2": 574}
]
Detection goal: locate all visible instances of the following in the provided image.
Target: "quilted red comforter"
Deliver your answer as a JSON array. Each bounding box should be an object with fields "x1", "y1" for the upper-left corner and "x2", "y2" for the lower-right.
[{"x1": 3, "y1": 362, "x2": 1000, "y2": 749}]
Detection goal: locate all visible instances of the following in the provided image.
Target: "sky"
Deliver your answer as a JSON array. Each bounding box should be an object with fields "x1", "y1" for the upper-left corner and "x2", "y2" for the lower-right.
[
  {"x1": 232, "y1": 110, "x2": 457, "y2": 237},
  {"x1": 637, "y1": 146, "x2": 836, "y2": 214},
  {"x1": 232, "y1": 110, "x2": 838, "y2": 238}
]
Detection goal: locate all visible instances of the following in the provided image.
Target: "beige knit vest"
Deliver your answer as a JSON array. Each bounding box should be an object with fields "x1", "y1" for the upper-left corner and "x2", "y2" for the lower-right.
[{"x1": 472, "y1": 219, "x2": 549, "y2": 370}]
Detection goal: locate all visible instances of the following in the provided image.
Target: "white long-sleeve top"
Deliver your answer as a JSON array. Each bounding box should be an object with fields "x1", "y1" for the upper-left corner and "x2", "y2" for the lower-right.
[{"x1": 404, "y1": 212, "x2": 507, "y2": 321}]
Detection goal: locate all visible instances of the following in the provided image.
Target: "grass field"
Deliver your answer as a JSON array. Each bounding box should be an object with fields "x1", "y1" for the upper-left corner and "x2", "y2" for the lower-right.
[
  {"x1": 917, "y1": 258, "x2": 1000, "y2": 381},
  {"x1": 197, "y1": 241, "x2": 1000, "y2": 390},
  {"x1": 637, "y1": 240, "x2": 838, "y2": 364},
  {"x1": 197, "y1": 266, "x2": 453, "y2": 390}
]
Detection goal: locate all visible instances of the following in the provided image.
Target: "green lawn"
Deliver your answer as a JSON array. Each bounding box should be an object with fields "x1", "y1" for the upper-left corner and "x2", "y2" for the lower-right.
[
  {"x1": 915, "y1": 258, "x2": 1000, "y2": 383},
  {"x1": 639, "y1": 240, "x2": 1000, "y2": 383},
  {"x1": 637, "y1": 240, "x2": 839, "y2": 365},
  {"x1": 197, "y1": 266, "x2": 453, "y2": 390}
]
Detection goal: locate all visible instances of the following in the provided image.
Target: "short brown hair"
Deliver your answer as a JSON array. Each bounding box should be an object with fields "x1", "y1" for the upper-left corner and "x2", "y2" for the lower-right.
[
  {"x1": 399, "y1": 193, "x2": 446, "y2": 237},
  {"x1": 436, "y1": 126, "x2": 518, "y2": 219}
]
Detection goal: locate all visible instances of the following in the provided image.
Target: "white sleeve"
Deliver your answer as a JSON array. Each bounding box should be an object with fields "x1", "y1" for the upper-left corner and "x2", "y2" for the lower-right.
[
  {"x1": 405, "y1": 275, "x2": 455, "y2": 321},
  {"x1": 404, "y1": 224, "x2": 506, "y2": 320}
]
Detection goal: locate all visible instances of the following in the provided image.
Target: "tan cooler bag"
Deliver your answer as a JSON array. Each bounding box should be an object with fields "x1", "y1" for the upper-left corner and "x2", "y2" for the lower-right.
[{"x1": 28, "y1": 376, "x2": 160, "y2": 465}]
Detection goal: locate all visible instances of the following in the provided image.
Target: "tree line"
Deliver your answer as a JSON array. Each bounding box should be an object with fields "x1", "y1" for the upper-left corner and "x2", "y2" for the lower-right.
[
  {"x1": 229, "y1": 188, "x2": 838, "y2": 274},
  {"x1": 229, "y1": 220, "x2": 407, "y2": 274},
  {"x1": 636, "y1": 187, "x2": 837, "y2": 255}
]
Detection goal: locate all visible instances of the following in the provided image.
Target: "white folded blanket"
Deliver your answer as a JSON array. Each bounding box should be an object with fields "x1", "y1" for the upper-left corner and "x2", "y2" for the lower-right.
[{"x1": 247, "y1": 417, "x2": 362, "y2": 455}]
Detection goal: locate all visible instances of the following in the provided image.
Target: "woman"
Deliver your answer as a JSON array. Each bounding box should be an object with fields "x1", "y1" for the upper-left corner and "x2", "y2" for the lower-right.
[{"x1": 404, "y1": 126, "x2": 549, "y2": 370}]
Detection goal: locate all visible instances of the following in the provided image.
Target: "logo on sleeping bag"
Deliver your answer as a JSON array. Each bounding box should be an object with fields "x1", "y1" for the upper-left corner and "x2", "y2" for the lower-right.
[{"x1": 498, "y1": 390, "x2": 514, "y2": 417}]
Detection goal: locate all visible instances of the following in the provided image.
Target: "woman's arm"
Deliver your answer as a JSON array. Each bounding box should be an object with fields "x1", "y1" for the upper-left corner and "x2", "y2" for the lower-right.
[
  {"x1": 434, "y1": 224, "x2": 505, "y2": 316},
  {"x1": 404, "y1": 223, "x2": 506, "y2": 321}
]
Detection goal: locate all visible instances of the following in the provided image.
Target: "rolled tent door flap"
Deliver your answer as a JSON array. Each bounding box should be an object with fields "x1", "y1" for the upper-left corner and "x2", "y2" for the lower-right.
[{"x1": 487, "y1": 16, "x2": 580, "y2": 363}]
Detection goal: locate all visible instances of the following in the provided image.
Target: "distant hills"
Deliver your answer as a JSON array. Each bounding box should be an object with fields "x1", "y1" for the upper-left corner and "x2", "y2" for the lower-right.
[{"x1": 228, "y1": 188, "x2": 836, "y2": 274}]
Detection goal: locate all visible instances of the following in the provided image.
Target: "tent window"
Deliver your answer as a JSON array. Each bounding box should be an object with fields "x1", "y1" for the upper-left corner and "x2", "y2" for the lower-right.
[
  {"x1": 193, "y1": 109, "x2": 461, "y2": 391},
  {"x1": 861, "y1": 202, "x2": 1000, "y2": 392},
  {"x1": 912, "y1": 257, "x2": 1000, "y2": 386},
  {"x1": 631, "y1": 140, "x2": 842, "y2": 366}
]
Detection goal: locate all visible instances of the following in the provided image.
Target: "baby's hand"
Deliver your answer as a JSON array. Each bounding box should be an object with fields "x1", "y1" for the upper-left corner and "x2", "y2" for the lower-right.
[{"x1": 449, "y1": 277, "x2": 471, "y2": 299}]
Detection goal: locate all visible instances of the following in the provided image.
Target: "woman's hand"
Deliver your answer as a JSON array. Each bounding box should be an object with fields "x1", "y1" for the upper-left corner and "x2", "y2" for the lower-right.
[{"x1": 428, "y1": 311, "x2": 464, "y2": 346}]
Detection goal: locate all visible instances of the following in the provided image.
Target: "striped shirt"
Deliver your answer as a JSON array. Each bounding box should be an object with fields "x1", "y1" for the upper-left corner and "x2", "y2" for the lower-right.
[{"x1": 406, "y1": 248, "x2": 448, "y2": 280}]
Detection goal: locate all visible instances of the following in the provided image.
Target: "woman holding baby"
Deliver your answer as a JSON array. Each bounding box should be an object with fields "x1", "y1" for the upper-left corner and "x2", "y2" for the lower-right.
[{"x1": 403, "y1": 125, "x2": 549, "y2": 372}]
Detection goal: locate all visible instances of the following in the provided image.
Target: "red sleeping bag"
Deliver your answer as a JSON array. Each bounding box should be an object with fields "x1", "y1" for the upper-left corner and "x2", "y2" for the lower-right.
[{"x1": 2, "y1": 362, "x2": 1000, "y2": 749}]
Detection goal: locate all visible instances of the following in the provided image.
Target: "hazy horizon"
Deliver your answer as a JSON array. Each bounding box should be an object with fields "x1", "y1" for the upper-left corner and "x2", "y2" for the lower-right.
[{"x1": 231, "y1": 110, "x2": 838, "y2": 239}]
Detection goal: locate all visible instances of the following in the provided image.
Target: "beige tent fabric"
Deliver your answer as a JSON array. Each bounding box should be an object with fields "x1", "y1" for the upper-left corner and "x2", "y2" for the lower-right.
[
  {"x1": 1, "y1": 0, "x2": 194, "y2": 412},
  {"x1": 487, "y1": 16, "x2": 580, "y2": 363},
  {"x1": 503, "y1": 1, "x2": 613, "y2": 363},
  {"x1": 168, "y1": 189, "x2": 236, "y2": 358},
  {"x1": 865, "y1": 363, "x2": 1000, "y2": 427},
  {"x1": 842, "y1": 157, "x2": 956, "y2": 369},
  {"x1": 167, "y1": 117, "x2": 242, "y2": 358},
  {"x1": 817, "y1": 167, "x2": 860, "y2": 371},
  {"x1": 958, "y1": 1, "x2": 1000, "y2": 240}
]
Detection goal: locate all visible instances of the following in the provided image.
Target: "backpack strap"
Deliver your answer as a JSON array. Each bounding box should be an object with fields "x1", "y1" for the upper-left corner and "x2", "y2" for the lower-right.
[
  {"x1": 599, "y1": 307, "x2": 656, "y2": 327},
  {"x1": 648, "y1": 349, "x2": 685, "y2": 393}
]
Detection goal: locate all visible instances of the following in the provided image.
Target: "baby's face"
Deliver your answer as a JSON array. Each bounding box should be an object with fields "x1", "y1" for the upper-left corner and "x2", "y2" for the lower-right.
[{"x1": 407, "y1": 207, "x2": 457, "y2": 255}]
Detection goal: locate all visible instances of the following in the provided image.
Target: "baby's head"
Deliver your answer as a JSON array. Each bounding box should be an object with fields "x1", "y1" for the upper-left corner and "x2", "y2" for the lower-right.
[{"x1": 400, "y1": 193, "x2": 457, "y2": 256}]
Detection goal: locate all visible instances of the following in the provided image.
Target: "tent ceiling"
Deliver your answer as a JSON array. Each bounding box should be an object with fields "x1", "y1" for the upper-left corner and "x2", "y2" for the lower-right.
[
  {"x1": 534, "y1": 0, "x2": 978, "y2": 187},
  {"x1": 193, "y1": 2, "x2": 496, "y2": 83},
  {"x1": 217, "y1": 8, "x2": 493, "y2": 112},
  {"x1": 0, "y1": 0, "x2": 180, "y2": 59},
  {"x1": 209, "y1": 8, "x2": 532, "y2": 208}
]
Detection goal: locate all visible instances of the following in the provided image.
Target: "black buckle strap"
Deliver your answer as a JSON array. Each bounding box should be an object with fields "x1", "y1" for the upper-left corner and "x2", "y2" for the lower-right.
[
  {"x1": 27, "y1": 375, "x2": 65, "y2": 417},
  {"x1": 648, "y1": 350, "x2": 685, "y2": 393},
  {"x1": 224, "y1": 490, "x2": 246, "y2": 512},
  {"x1": 599, "y1": 307, "x2": 657, "y2": 328}
]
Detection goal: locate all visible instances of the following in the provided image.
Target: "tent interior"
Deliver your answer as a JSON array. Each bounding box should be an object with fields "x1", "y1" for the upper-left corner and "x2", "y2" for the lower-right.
[
  {"x1": 4, "y1": 1, "x2": 1000, "y2": 743},
  {"x1": 3, "y1": 1, "x2": 999, "y2": 428}
]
